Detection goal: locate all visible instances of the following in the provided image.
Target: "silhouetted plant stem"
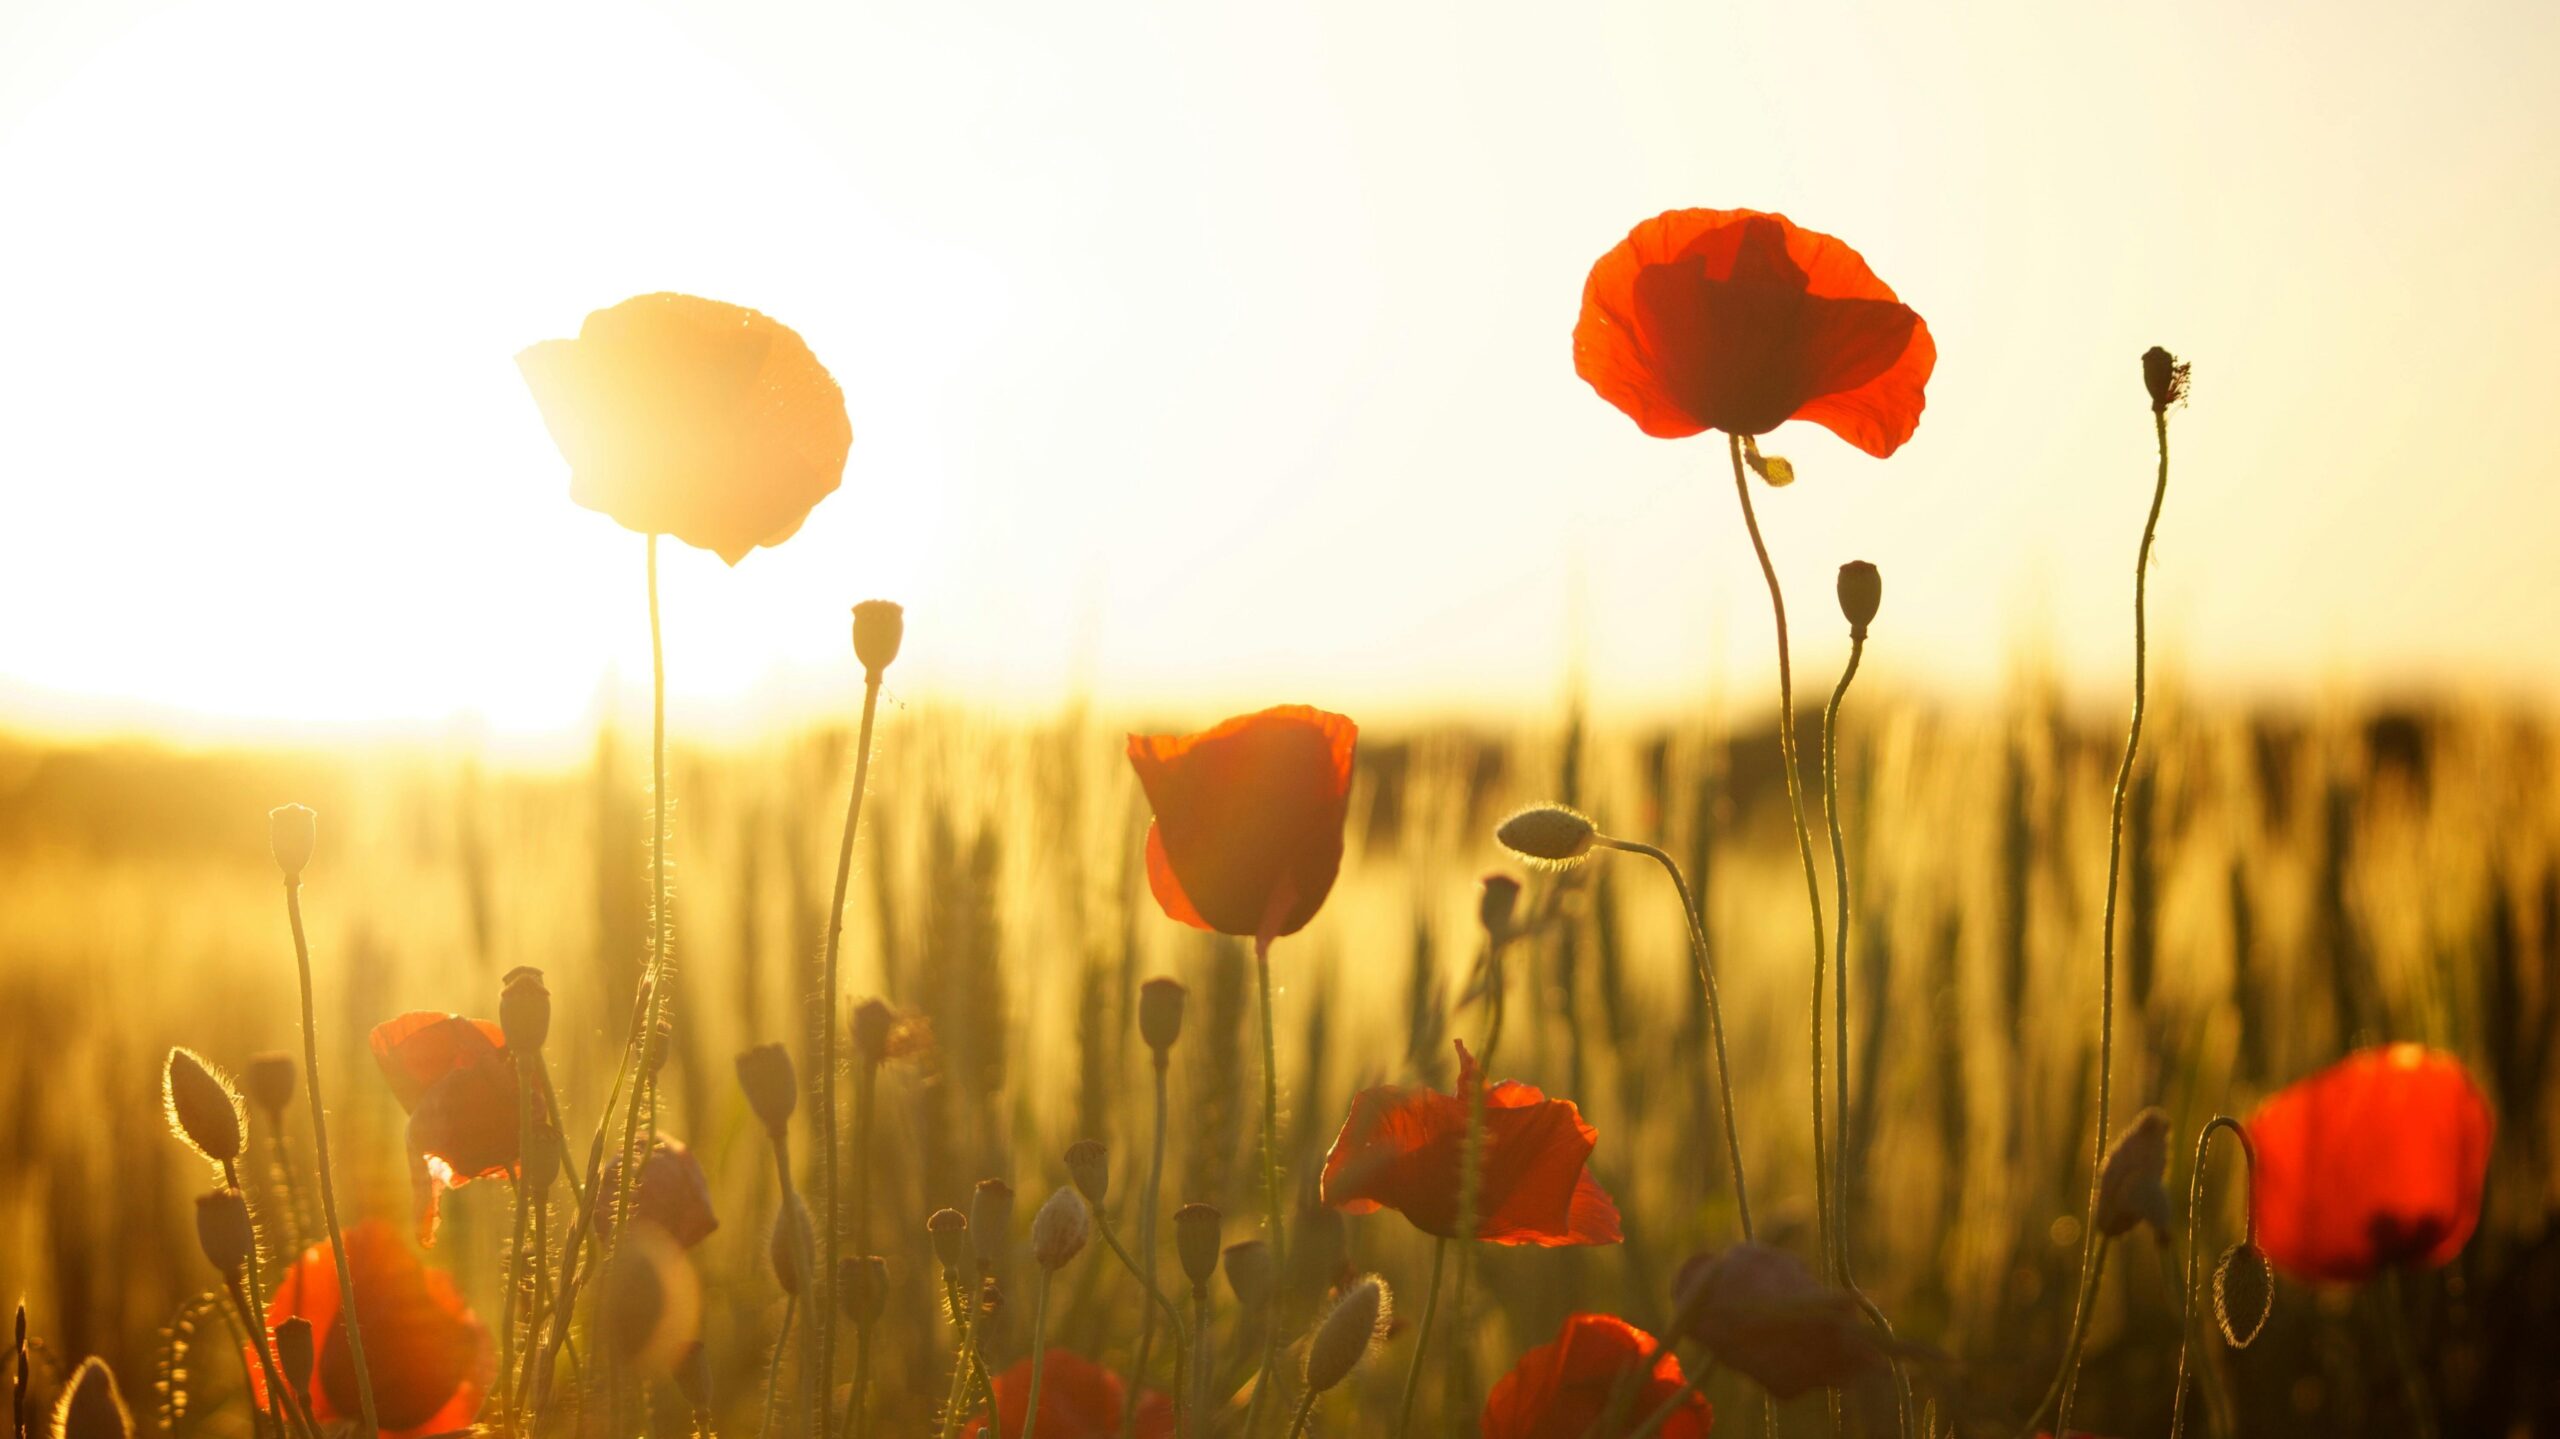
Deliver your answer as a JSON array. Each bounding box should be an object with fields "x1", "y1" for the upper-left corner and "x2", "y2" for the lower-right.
[
  {"x1": 523, "y1": 983, "x2": 650, "y2": 1425},
  {"x1": 1389, "y1": 1238, "x2": 1446, "y2": 1439},
  {"x1": 934, "y1": 1275, "x2": 977, "y2": 1439},
  {"x1": 2036, "y1": 1236, "x2": 2114, "y2": 1437},
  {"x1": 1243, "y1": 934, "x2": 1288, "y2": 1439},
  {"x1": 1725, "y1": 433, "x2": 1832, "y2": 1269},
  {"x1": 817, "y1": 667, "x2": 885, "y2": 1439},
  {"x1": 2380, "y1": 1270, "x2": 2438, "y2": 1439},
  {"x1": 221, "y1": 1275, "x2": 299, "y2": 1439},
  {"x1": 1093, "y1": 1210, "x2": 1191, "y2": 1435},
  {"x1": 1022, "y1": 1270, "x2": 1057, "y2": 1439},
  {"x1": 761, "y1": 1298, "x2": 798, "y2": 1439},
  {"x1": 1123, "y1": 1059, "x2": 1173, "y2": 1439},
  {"x1": 2169, "y1": 1116, "x2": 2252, "y2": 1439},
  {"x1": 613, "y1": 532, "x2": 674, "y2": 1249},
  {"x1": 1622, "y1": 1368, "x2": 1711, "y2": 1439},
  {"x1": 1821, "y1": 637, "x2": 1864, "y2": 1280},
  {"x1": 282, "y1": 877, "x2": 379, "y2": 1439},
  {"x1": 218, "y1": 1158, "x2": 299, "y2": 1439},
  {"x1": 1593, "y1": 837, "x2": 1753, "y2": 1239},
  {"x1": 1283, "y1": 1390, "x2": 1319, "y2": 1439}
]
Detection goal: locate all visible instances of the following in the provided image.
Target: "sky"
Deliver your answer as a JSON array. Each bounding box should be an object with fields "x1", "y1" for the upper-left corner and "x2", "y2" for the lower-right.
[{"x1": 1, "y1": 1, "x2": 2556, "y2": 744}]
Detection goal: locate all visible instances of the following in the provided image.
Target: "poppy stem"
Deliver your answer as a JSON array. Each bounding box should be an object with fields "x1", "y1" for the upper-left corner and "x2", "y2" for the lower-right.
[
  {"x1": 2168, "y1": 1116, "x2": 2252, "y2": 1439},
  {"x1": 1725, "y1": 433, "x2": 1831, "y2": 1271},
  {"x1": 1093, "y1": 1207, "x2": 1193, "y2": 1435},
  {"x1": 1243, "y1": 934, "x2": 1289, "y2": 1439},
  {"x1": 219, "y1": 1159, "x2": 301, "y2": 1439},
  {"x1": 1389, "y1": 1238, "x2": 1446, "y2": 1439},
  {"x1": 934, "y1": 1275, "x2": 976, "y2": 1439},
  {"x1": 1821, "y1": 636, "x2": 1864, "y2": 1284},
  {"x1": 2048, "y1": 1235, "x2": 2115, "y2": 1435},
  {"x1": 506, "y1": 1066, "x2": 535, "y2": 1430},
  {"x1": 613, "y1": 532, "x2": 676, "y2": 1250},
  {"x1": 522, "y1": 981, "x2": 648, "y2": 1426},
  {"x1": 1022, "y1": 1270, "x2": 1056, "y2": 1439},
  {"x1": 817, "y1": 670, "x2": 885, "y2": 1439},
  {"x1": 1592, "y1": 837, "x2": 1752, "y2": 1241},
  {"x1": 281, "y1": 876, "x2": 380, "y2": 1439},
  {"x1": 221, "y1": 1276, "x2": 298, "y2": 1439},
  {"x1": 1123, "y1": 1058, "x2": 1173, "y2": 1439},
  {"x1": 2379, "y1": 1270, "x2": 2439, "y2": 1439},
  {"x1": 1620, "y1": 1365, "x2": 1711, "y2": 1439},
  {"x1": 1283, "y1": 1389, "x2": 1319, "y2": 1439},
  {"x1": 760, "y1": 1297, "x2": 796, "y2": 1439}
]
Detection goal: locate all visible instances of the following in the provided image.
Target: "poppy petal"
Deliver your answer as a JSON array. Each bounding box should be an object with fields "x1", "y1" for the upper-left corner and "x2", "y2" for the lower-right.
[
  {"x1": 2246, "y1": 1044, "x2": 2494, "y2": 1283},
  {"x1": 1127, "y1": 706, "x2": 1356, "y2": 938}
]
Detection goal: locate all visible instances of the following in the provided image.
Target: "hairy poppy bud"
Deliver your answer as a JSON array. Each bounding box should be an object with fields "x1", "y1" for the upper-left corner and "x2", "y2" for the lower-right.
[
  {"x1": 1223, "y1": 1239, "x2": 1273, "y2": 1310},
  {"x1": 1303, "y1": 1275, "x2": 1390, "y2": 1395},
  {"x1": 1495, "y1": 805, "x2": 1596, "y2": 867},
  {"x1": 274, "y1": 1317, "x2": 314, "y2": 1396},
  {"x1": 928, "y1": 1208, "x2": 971, "y2": 1274},
  {"x1": 1477, "y1": 873, "x2": 1521, "y2": 938},
  {"x1": 164, "y1": 1048, "x2": 243, "y2": 1165},
  {"x1": 1030, "y1": 1187, "x2": 1090, "y2": 1271},
  {"x1": 268, "y1": 804, "x2": 317, "y2": 881},
  {"x1": 500, "y1": 966, "x2": 551, "y2": 1053},
  {"x1": 850, "y1": 998, "x2": 897, "y2": 1066},
  {"x1": 1138, "y1": 977, "x2": 1187, "y2": 1058},
  {"x1": 970, "y1": 1180, "x2": 1015, "y2": 1269},
  {"x1": 852, "y1": 600, "x2": 905, "y2": 682},
  {"x1": 1174, "y1": 1203, "x2": 1222, "y2": 1290},
  {"x1": 243, "y1": 1054, "x2": 296, "y2": 1116},
  {"x1": 194, "y1": 1190, "x2": 254, "y2": 1277},
  {"x1": 1837, "y1": 561, "x2": 1881, "y2": 641},
  {"x1": 2143, "y1": 345, "x2": 2190, "y2": 414},
  {"x1": 837, "y1": 1255, "x2": 888, "y2": 1324},
  {"x1": 56, "y1": 1358, "x2": 134, "y2": 1439},
  {"x1": 770, "y1": 1192, "x2": 813, "y2": 1296},
  {"x1": 2215, "y1": 1241, "x2": 2272, "y2": 1348},
  {"x1": 1064, "y1": 1140, "x2": 1109, "y2": 1206},
  {"x1": 2096, "y1": 1107, "x2": 2173, "y2": 1239},
  {"x1": 734, "y1": 1044, "x2": 798, "y2": 1138}
]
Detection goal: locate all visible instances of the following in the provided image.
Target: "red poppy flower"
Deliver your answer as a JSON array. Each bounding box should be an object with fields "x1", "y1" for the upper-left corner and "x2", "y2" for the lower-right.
[
  {"x1": 1574, "y1": 209, "x2": 1935, "y2": 457},
  {"x1": 2245, "y1": 1043, "x2": 2494, "y2": 1283},
  {"x1": 1127, "y1": 705, "x2": 1358, "y2": 940},
  {"x1": 370, "y1": 1012, "x2": 528, "y2": 1244},
  {"x1": 1670, "y1": 1244, "x2": 1884, "y2": 1400},
  {"x1": 1320, "y1": 1040, "x2": 1621, "y2": 1247},
  {"x1": 253, "y1": 1220, "x2": 494, "y2": 1439},
  {"x1": 593, "y1": 1133, "x2": 721, "y2": 1250},
  {"x1": 958, "y1": 1350, "x2": 1173, "y2": 1439},
  {"x1": 1481, "y1": 1313, "x2": 1711, "y2": 1439},
  {"x1": 517, "y1": 292, "x2": 853, "y2": 564}
]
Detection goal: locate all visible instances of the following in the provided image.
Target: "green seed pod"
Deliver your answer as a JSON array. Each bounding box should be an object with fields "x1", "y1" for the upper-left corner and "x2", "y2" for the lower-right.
[
  {"x1": 1030, "y1": 1187, "x2": 1090, "y2": 1271},
  {"x1": 1222, "y1": 1239, "x2": 1273, "y2": 1312},
  {"x1": 1174, "y1": 1203, "x2": 1222, "y2": 1291},
  {"x1": 267, "y1": 804, "x2": 317, "y2": 881},
  {"x1": 927, "y1": 1208, "x2": 971, "y2": 1275},
  {"x1": 734, "y1": 1043, "x2": 798, "y2": 1138},
  {"x1": 852, "y1": 600, "x2": 905, "y2": 681},
  {"x1": 837, "y1": 1255, "x2": 888, "y2": 1324},
  {"x1": 1836, "y1": 561, "x2": 1881, "y2": 641},
  {"x1": 242, "y1": 1054, "x2": 296, "y2": 1117},
  {"x1": 1138, "y1": 977, "x2": 1187, "y2": 1057},
  {"x1": 1477, "y1": 873, "x2": 1522, "y2": 939},
  {"x1": 500, "y1": 966, "x2": 551, "y2": 1053},
  {"x1": 193, "y1": 1190, "x2": 254, "y2": 1277}
]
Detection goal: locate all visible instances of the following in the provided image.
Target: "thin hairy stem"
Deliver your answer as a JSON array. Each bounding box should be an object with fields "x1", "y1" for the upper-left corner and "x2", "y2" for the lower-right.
[
  {"x1": 1243, "y1": 934, "x2": 1288, "y2": 1439},
  {"x1": 223, "y1": 1275, "x2": 304, "y2": 1439},
  {"x1": 2170, "y1": 1117, "x2": 2252, "y2": 1439},
  {"x1": 761, "y1": 1297, "x2": 797, "y2": 1439},
  {"x1": 1822, "y1": 637, "x2": 1865, "y2": 1280},
  {"x1": 1284, "y1": 1389, "x2": 1319, "y2": 1439},
  {"x1": 1124, "y1": 1061, "x2": 1172, "y2": 1439},
  {"x1": 1094, "y1": 1209, "x2": 1192, "y2": 1435},
  {"x1": 818, "y1": 675, "x2": 885, "y2": 1436},
  {"x1": 1022, "y1": 1271, "x2": 1056, "y2": 1439},
  {"x1": 613, "y1": 533, "x2": 674, "y2": 1252},
  {"x1": 935, "y1": 1274, "x2": 977, "y2": 1439},
  {"x1": 219, "y1": 1159, "x2": 300, "y2": 1439},
  {"x1": 1390, "y1": 1238, "x2": 1447, "y2": 1439},
  {"x1": 283, "y1": 879, "x2": 378, "y2": 1438}
]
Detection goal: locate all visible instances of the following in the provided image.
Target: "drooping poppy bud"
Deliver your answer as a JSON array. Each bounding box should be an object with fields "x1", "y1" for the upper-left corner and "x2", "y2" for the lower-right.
[
  {"x1": 1222, "y1": 1240, "x2": 1273, "y2": 1312},
  {"x1": 1303, "y1": 1276, "x2": 1390, "y2": 1396},
  {"x1": 734, "y1": 1044, "x2": 798, "y2": 1139},
  {"x1": 1671, "y1": 1243, "x2": 1887, "y2": 1399},
  {"x1": 244, "y1": 1054, "x2": 297, "y2": 1117},
  {"x1": 55, "y1": 1358, "x2": 134, "y2": 1439},
  {"x1": 165, "y1": 1048, "x2": 244, "y2": 1165},
  {"x1": 1064, "y1": 1140, "x2": 1110, "y2": 1207},
  {"x1": 971, "y1": 1180, "x2": 1015, "y2": 1270},
  {"x1": 1477, "y1": 873, "x2": 1522, "y2": 939},
  {"x1": 852, "y1": 600, "x2": 905, "y2": 682},
  {"x1": 1138, "y1": 978, "x2": 1187, "y2": 1058},
  {"x1": 1495, "y1": 806, "x2": 1597, "y2": 868},
  {"x1": 1837, "y1": 561, "x2": 1882, "y2": 641},
  {"x1": 195, "y1": 1190, "x2": 255, "y2": 1277},
  {"x1": 2096, "y1": 1107, "x2": 2173, "y2": 1239},
  {"x1": 268, "y1": 805, "x2": 317, "y2": 881},
  {"x1": 928, "y1": 1208, "x2": 971, "y2": 1275},
  {"x1": 2142, "y1": 346, "x2": 2191, "y2": 414},
  {"x1": 2215, "y1": 1241, "x2": 2272, "y2": 1348},
  {"x1": 1031, "y1": 1188, "x2": 1091, "y2": 1271},
  {"x1": 499, "y1": 967, "x2": 550, "y2": 1053},
  {"x1": 1174, "y1": 1204, "x2": 1222, "y2": 1291}
]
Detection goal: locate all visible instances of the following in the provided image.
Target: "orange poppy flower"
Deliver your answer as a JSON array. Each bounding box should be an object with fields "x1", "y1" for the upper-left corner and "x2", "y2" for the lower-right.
[
  {"x1": 958, "y1": 1349, "x2": 1173, "y2": 1439},
  {"x1": 516, "y1": 292, "x2": 853, "y2": 564},
  {"x1": 1127, "y1": 705, "x2": 1357, "y2": 940},
  {"x1": 369, "y1": 1012, "x2": 527, "y2": 1244},
  {"x1": 1574, "y1": 209, "x2": 1935, "y2": 457},
  {"x1": 254, "y1": 1220, "x2": 494, "y2": 1439},
  {"x1": 593, "y1": 1133, "x2": 721, "y2": 1250},
  {"x1": 1320, "y1": 1040, "x2": 1621, "y2": 1247},
  {"x1": 2245, "y1": 1043, "x2": 2494, "y2": 1283},
  {"x1": 1481, "y1": 1313, "x2": 1711, "y2": 1439}
]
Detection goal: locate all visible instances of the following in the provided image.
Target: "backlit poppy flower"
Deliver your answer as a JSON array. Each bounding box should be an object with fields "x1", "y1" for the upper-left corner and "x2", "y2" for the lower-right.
[
  {"x1": 1481, "y1": 1312, "x2": 1711, "y2": 1439},
  {"x1": 594, "y1": 1132, "x2": 721, "y2": 1250},
  {"x1": 959, "y1": 1349, "x2": 1173, "y2": 1439},
  {"x1": 1321, "y1": 1040, "x2": 1621, "y2": 1247},
  {"x1": 369, "y1": 1012, "x2": 528, "y2": 1244},
  {"x1": 1127, "y1": 705, "x2": 1358, "y2": 940},
  {"x1": 1670, "y1": 1244, "x2": 1885, "y2": 1399},
  {"x1": 254, "y1": 1220, "x2": 494, "y2": 1439},
  {"x1": 516, "y1": 292, "x2": 853, "y2": 564},
  {"x1": 1574, "y1": 209, "x2": 1935, "y2": 457},
  {"x1": 2245, "y1": 1043, "x2": 2494, "y2": 1283}
]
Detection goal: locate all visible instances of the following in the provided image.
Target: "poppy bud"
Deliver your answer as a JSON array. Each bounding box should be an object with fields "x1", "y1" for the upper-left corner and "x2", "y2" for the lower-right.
[
  {"x1": 1836, "y1": 561, "x2": 1881, "y2": 642},
  {"x1": 2096, "y1": 1107, "x2": 2173, "y2": 1239},
  {"x1": 1223, "y1": 1239, "x2": 1273, "y2": 1311},
  {"x1": 243, "y1": 1054, "x2": 296, "y2": 1116},
  {"x1": 1495, "y1": 805, "x2": 1596, "y2": 867},
  {"x1": 2142, "y1": 346, "x2": 2190, "y2": 414},
  {"x1": 927, "y1": 1208, "x2": 971, "y2": 1274},
  {"x1": 1303, "y1": 1275, "x2": 1390, "y2": 1395},
  {"x1": 970, "y1": 1179, "x2": 1014, "y2": 1269},
  {"x1": 1064, "y1": 1139, "x2": 1109, "y2": 1206},
  {"x1": 1030, "y1": 1187, "x2": 1090, "y2": 1271},
  {"x1": 164, "y1": 1048, "x2": 243, "y2": 1165},
  {"x1": 268, "y1": 804, "x2": 317, "y2": 881},
  {"x1": 770, "y1": 1192, "x2": 813, "y2": 1296},
  {"x1": 274, "y1": 1317, "x2": 314, "y2": 1396},
  {"x1": 1477, "y1": 873, "x2": 1521, "y2": 939},
  {"x1": 850, "y1": 998, "x2": 896, "y2": 1066},
  {"x1": 2215, "y1": 1241, "x2": 2272, "y2": 1348},
  {"x1": 1174, "y1": 1203, "x2": 1222, "y2": 1291},
  {"x1": 55, "y1": 1358, "x2": 133, "y2": 1439},
  {"x1": 1138, "y1": 977, "x2": 1187, "y2": 1058},
  {"x1": 852, "y1": 600, "x2": 905, "y2": 682},
  {"x1": 837, "y1": 1255, "x2": 888, "y2": 1324},
  {"x1": 500, "y1": 966, "x2": 551, "y2": 1053},
  {"x1": 193, "y1": 1190, "x2": 254, "y2": 1277},
  {"x1": 734, "y1": 1043, "x2": 798, "y2": 1138}
]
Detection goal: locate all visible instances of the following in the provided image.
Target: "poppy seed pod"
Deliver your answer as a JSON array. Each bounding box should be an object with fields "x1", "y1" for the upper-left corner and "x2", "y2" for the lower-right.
[
  {"x1": 1478, "y1": 873, "x2": 1522, "y2": 939},
  {"x1": 1836, "y1": 561, "x2": 1882, "y2": 641},
  {"x1": 850, "y1": 998, "x2": 896, "y2": 1066},
  {"x1": 499, "y1": 966, "x2": 551, "y2": 1053},
  {"x1": 1138, "y1": 977, "x2": 1187, "y2": 1057},
  {"x1": 1064, "y1": 1140, "x2": 1110, "y2": 1206},
  {"x1": 927, "y1": 1208, "x2": 971, "y2": 1274},
  {"x1": 1303, "y1": 1275, "x2": 1391, "y2": 1395},
  {"x1": 164, "y1": 1048, "x2": 243, "y2": 1165},
  {"x1": 1030, "y1": 1187, "x2": 1090, "y2": 1271},
  {"x1": 193, "y1": 1190, "x2": 254, "y2": 1277},
  {"x1": 837, "y1": 1255, "x2": 888, "y2": 1324},
  {"x1": 243, "y1": 1053, "x2": 296, "y2": 1116},
  {"x1": 1495, "y1": 805, "x2": 1597, "y2": 868},
  {"x1": 970, "y1": 1180, "x2": 1015, "y2": 1269},
  {"x1": 2143, "y1": 345, "x2": 2191, "y2": 414},
  {"x1": 852, "y1": 600, "x2": 905, "y2": 681},
  {"x1": 1174, "y1": 1203, "x2": 1222, "y2": 1290},
  {"x1": 55, "y1": 1357, "x2": 134, "y2": 1439},
  {"x1": 273, "y1": 1317, "x2": 314, "y2": 1395},
  {"x1": 734, "y1": 1043, "x2": 798, "y2": 1138},
  {"x1": 268, "y1": 804, "x2": 317, "y2": 881},
  {"x1": 1223, "y1": 1239, "x2": 1273, "y2": 1310},
  {"x1": 2096, "y1": 1106, "x2": 2174, "y2": 1239}
]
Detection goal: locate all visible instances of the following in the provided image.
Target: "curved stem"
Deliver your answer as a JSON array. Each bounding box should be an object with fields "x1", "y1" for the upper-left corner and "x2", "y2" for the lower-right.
[
  {"x1": 818, "y1": 676, "x2": 886, "y2": 1436},
  {"x1": 1822, "y1": 637, "x2": 1864, "y2": 1281},
  {"x1": 1022, "y1": 1271, "x2": 1056, "y2": 1439},
  {"x1": 1594, "y1": 838, "x2": 1752, "y2": 1239},
  {"x1": 1284, "y1": 1389, "x2": 1319, "y2": 1439},
  {"x1": 1725, "y1": 434, "x2": 1831, "y2": 1267},
  {"x1": 220, "y1": 1159, "x2": 301, "y2": 1439},
  {"x1": 1243, "y1": 936, "x2": 1288, "y2": 1439},
  {"x1": 2169, "y1": 1116, "x2": 2252, "y2": 1439},
  {"x1": 1093, "y1": 1209, "x2": 1192, "y2": 1435},
  {"x1": 224, "y1": 1275, "x2": 303, "y2": 1439},
  {"x1": 283, "y1": 879, "x2": 378, "y2": 1438},
  {"x1": 1390, "y1": 1239, "x2": 1447, "y2": 1439}
]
